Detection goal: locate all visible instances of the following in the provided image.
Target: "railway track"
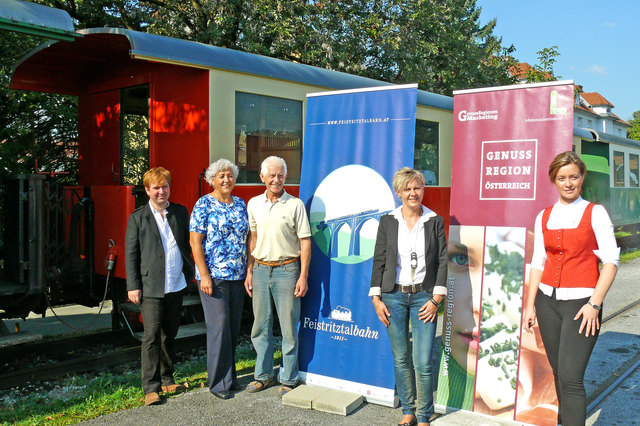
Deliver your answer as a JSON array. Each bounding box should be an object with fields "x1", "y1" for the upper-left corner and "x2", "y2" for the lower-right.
[
  {"x1": 586, "y1": 298, "x2": 640, "y2": 417},
  {"x1": 2, "y1": 295, "x2": 638, "y2": 419},
  {"x1": 0, "y1": 328, "x2": 205, "y2": 390}
]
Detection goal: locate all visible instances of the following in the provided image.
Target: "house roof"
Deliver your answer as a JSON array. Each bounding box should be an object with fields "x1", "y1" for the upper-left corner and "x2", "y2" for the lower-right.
[
  {"x1": 508, "y1": 62, "x2": 553, "y2": 81},
  {"x1": 581, "y1": 92, "x2": 614, "y2": 108},
  {"x1": 12, "y1": 27, "x2": 453, "y2": 111},
  {"x1": 509, "y1": 62, "x2": 532, "y2": 79}
]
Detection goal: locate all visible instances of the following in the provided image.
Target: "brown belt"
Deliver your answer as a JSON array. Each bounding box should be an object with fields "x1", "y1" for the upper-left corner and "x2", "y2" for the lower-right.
[
  {"x1": 256, "y1": 257, "x2": 299, "y2": 267},
  {"x1": 394, "y1": 284, "x2": 423, "y2": 294}
]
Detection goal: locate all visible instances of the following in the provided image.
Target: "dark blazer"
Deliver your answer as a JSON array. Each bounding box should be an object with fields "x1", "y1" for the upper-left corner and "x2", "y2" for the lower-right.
[
  {"x1": 370, "y1": 212, "x2": 447, "y2": 293},
  {"x1": 125, "y1": 203, "x2": 195, "y2": 298}
]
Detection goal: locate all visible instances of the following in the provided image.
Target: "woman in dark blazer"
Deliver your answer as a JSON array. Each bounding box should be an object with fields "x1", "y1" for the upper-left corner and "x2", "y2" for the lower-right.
[{"x1": 370, "y1": 167, "x2": 448, "y2": 426}]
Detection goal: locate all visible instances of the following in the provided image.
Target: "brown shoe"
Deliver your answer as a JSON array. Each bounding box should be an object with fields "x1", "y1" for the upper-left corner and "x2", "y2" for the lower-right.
[
  {"x1": 161, "y1": 383, "x2": 186, "y2": 393},
  {"x1": 144, "y1": 392, "x2": 162, "y2": 406}
]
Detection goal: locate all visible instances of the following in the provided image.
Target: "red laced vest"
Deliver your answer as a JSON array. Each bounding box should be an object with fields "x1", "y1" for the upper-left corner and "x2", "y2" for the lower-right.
[{"x1": 540, "y1": 203, "x2": 600, "y2": 288}]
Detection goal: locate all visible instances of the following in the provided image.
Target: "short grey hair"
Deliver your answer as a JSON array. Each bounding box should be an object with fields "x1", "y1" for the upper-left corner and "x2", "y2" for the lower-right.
[
  {"x1": 205, "y1": 159, "x2": 239, "y2": 185},
  {"x1": 260, "y1": 156, "x2": 287, "y2": 176}
]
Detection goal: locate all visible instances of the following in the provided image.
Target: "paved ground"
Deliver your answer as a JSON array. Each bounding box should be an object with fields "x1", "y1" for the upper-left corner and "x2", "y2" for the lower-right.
[{"x1": 6, "y1": 259, "x2": 640, "y2": 425}]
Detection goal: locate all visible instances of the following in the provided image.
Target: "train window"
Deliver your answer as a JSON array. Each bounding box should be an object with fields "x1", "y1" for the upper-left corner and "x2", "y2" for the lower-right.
[
  {"x1": 120, "y1": 85, "x2": 150, "y2": 186},
  {"x1": 613, "y1": 151, "x2": 625, "y2": 187},
  {"x1": 414, "y1": 119, "x2": 439, "y2": 185},
  {"x1": 235, "y1": 92, "x2": 302, "y2": 184},
  {"x1": 630, "y1": 154, "x2": 639, "y2": 188}
]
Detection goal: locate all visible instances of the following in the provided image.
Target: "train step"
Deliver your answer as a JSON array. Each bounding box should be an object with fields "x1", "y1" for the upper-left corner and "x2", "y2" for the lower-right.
[
  {"x1": 0, "y1": 330, "x2": 42, "y2": 348},
  {"x1": 118, "y1": 295, "x2": 202, "y2": 313},
  {"x1": 118, "y1": 295, "x2": 205, "y2": 341},
  {"x1": 131, "y1": 322, "x2": 207, "y2": 341}
]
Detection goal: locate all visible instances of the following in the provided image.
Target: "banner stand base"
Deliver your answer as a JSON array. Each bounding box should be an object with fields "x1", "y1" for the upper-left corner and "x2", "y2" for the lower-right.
[{"x1": 294, "y1": 369, "x2": 398, "y2": 408}]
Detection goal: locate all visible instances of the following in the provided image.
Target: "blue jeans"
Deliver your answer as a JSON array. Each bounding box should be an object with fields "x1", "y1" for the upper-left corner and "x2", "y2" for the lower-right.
[
  {"x1": 250, "y1": 261, "x2": 301, "y2": 386},
  {"x1": 382, "y1": 290, "x2": 437, "y2": 424}
]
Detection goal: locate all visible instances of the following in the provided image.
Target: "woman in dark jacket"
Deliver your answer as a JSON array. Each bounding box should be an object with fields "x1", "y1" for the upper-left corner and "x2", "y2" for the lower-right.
[{"x1": 370, "y1": 167, "x2": 448, "y2": 426}]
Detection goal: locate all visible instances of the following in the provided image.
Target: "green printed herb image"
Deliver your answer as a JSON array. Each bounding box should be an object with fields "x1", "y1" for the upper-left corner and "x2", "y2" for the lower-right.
[{"x1": 475, "y1": 228, "x2": 526, "y2": 413}]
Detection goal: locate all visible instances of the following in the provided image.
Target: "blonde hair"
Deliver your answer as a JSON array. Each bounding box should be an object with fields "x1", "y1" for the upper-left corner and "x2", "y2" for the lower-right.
[
  {"x1": 392, "y1": 167, "x2": 425, "y2": 193},
  {"x1": 143, "y1": 167, "x2": 171, "y2": 188},
  {"x1": 548, "y1": 151, "x2": 586, "y2": 182}
]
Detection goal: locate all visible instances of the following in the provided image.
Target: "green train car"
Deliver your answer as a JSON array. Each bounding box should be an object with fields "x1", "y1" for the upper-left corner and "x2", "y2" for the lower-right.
[{"x1": 576, "y1": 128, "x2": 640, "y2": 248}]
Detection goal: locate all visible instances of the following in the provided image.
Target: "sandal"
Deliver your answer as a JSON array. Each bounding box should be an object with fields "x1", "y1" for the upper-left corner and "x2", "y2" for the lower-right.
[
  {"x1": 278, "y1": 384, "x2": 296, "y2": 397},
  {"x1": 246, "y1": 377, "x2": 275, "y2": 393}
]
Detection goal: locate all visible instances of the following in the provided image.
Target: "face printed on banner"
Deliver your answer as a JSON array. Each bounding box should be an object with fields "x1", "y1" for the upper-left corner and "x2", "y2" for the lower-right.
[
  {"x1": 447, "y1": 225, "x2": 484, "y2": 376},
  {"x1": 554, "y1": 163, "x2": 584, "y2": 204}
]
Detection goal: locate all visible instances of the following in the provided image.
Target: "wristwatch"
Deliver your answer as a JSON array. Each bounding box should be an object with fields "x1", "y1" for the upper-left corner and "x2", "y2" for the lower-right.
[{"x1": 587, "y1": 301, "x2": 601, "y2": 310}]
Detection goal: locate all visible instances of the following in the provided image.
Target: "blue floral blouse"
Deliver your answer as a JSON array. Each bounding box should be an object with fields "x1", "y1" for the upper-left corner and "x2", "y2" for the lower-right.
[{"x1": 189, "y1": 194, "x2": 248, "y2": 281}]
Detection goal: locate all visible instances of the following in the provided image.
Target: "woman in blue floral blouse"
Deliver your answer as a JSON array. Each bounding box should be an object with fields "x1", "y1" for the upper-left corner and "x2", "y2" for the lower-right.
[{"x1": 190, "y1": 159, "x2": 248, "y2": 400}]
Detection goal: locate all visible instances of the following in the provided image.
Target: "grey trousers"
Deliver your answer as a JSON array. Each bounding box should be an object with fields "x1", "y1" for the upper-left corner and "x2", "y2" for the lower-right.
[{"x1": 198, "y1": 279, "x2": 245, "y2": 393}]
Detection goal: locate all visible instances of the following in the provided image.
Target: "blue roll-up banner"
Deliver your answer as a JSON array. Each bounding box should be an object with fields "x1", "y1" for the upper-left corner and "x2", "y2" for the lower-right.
[{"x1": 297, "y1": 84, "x2": 418, "y2": 406}]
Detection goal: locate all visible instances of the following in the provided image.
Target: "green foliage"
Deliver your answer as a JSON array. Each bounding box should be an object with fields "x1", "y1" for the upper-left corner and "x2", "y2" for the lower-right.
[
  {"x1": 620, "y1": 248, "x2": 640, "y2": 263},
  {"x1": 525, "y1": 45, "x2": 561, "y2": 83},
  {"x1": 627, "y1": 110, "x2": 640, "y2": 141},
  {"x1": 0, "y1": 33, "x2": 78, "y2": 189},
  {"x1": 0, "y1": 0, "x2": 518, "y2": 191},
  {"x1": 139, "y1": 0, "x2": 518, "y2": 96}
]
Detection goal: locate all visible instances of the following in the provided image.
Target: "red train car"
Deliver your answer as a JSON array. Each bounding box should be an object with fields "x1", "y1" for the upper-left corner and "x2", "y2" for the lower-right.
[{"x1": 3, "y1": 28, "x2": 454, "y2": 319}]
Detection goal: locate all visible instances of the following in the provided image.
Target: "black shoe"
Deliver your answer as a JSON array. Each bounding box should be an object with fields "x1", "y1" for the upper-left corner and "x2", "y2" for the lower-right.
[
  {"x1": 212, "y1": 390, "x2": 232, "y2": 400},
  {"x1": 230, "y1": 382, "x2": 242, "y2": 391}
]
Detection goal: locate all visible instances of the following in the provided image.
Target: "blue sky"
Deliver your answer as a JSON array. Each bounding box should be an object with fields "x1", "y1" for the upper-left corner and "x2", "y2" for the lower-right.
[{"x1": 476, "y1": 0, "x2": 639, "y2": 122}]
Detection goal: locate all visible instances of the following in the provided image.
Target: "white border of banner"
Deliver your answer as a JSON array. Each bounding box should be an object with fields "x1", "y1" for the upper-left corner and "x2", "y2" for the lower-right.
[
  {"x1": 453, "y1": 80, "x2": 574, "y2": 95},
  {"x1": 307, "y1": 83, "x2": 418, "y2": 98}
]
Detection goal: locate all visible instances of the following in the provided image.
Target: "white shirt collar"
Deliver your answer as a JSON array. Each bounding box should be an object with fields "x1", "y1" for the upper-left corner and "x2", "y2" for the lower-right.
[
  {"x1": 149, "y1": 200, "x2": 170, "y2": 217},
  {"x1": 553, "y1": 196, "x2": 586, "y2": 209},
  {"x1": 390, "y1": 205, "x2": 436, "y2": 224}
]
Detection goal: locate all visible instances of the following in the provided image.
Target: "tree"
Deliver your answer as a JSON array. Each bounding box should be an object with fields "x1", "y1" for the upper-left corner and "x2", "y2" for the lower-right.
[
  {"x1": 139, "y1": 0, "x2": 517, "y2": 95},
  {"x1": 0, "y1": 0, "x2": 518, "y2": 187},
  {"x1": 526, "y1": 45, "x2": 561, "y2": 83},
  {"x1": 627, "y1": 110, "x2": 640, "y2": 141},
  {"x1": 0, "y1": 32, "x2": 78, "y2": 184}
]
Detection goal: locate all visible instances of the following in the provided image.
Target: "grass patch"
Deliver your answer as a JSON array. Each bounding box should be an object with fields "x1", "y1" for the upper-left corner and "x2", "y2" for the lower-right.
[
  {"x1": 620, "y1": 248, "x2": 640, "y2": 263},
  {"x1": 0, "y1": 336, "x2": 281, "y2": 425}
]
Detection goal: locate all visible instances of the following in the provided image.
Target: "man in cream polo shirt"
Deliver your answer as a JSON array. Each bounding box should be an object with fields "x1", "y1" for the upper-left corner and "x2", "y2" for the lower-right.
[{"x1": 244, "y1": 156, "x2": 311, "y2": 397}]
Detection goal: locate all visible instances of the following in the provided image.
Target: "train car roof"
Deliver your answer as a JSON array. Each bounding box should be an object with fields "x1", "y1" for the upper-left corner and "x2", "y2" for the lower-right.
[
  {"x1": 11, "y1": 27, "x2": 453, "y2": 111},
  {"x1": 575, "y1": 127, "x2": 640, "y2": 149}
]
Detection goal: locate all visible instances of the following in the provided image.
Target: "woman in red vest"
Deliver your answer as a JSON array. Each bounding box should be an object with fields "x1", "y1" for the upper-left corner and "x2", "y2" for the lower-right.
[{"x1": 523, "y1": 151, "x2": 619, "y2": 426}]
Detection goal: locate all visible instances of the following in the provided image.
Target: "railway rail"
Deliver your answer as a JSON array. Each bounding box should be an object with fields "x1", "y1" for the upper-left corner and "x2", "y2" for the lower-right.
[
  {"x1": 586, "y1": 297, "x2": 640, "y2": 417},
  {"x1": 0, "y1": 329, "x2": 205, "y2": 390}
]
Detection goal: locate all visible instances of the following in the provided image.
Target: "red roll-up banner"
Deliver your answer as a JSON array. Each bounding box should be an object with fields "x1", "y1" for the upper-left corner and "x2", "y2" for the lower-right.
[{"x1": 436, "y1": 81, "x2": 574, "y2": 425}]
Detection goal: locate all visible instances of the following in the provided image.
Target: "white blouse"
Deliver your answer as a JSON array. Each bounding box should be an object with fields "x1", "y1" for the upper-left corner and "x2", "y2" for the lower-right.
[
  {"x1": 368, "y1": 206, "x2": 447, "y2": 297},
  {"x1": 531, "y1": 197, "x2": 620, "y2": 300}
]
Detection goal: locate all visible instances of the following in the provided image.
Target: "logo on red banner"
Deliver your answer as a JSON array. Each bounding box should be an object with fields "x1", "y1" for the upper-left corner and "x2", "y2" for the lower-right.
[{"x1": 480, "y1": 139, "x2": 537, "y2": 200}]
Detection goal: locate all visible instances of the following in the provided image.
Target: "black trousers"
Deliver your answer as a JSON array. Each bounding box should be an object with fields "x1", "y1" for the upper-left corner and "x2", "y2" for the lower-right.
[
  {"x1": 140, "y1": 291, "x2": 183, "y2": 394},
  {"x1": 198, "y1": 279, "x2": 245, "y2": 393},
  {"x1": 535, "y1": 289, "x2": 601, "y2": 426}
]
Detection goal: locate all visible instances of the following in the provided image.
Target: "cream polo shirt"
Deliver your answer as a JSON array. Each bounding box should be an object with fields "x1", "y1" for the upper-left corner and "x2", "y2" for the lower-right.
[{"x1": 247, "y1": 190, "x2": 311, "y2": 261}]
